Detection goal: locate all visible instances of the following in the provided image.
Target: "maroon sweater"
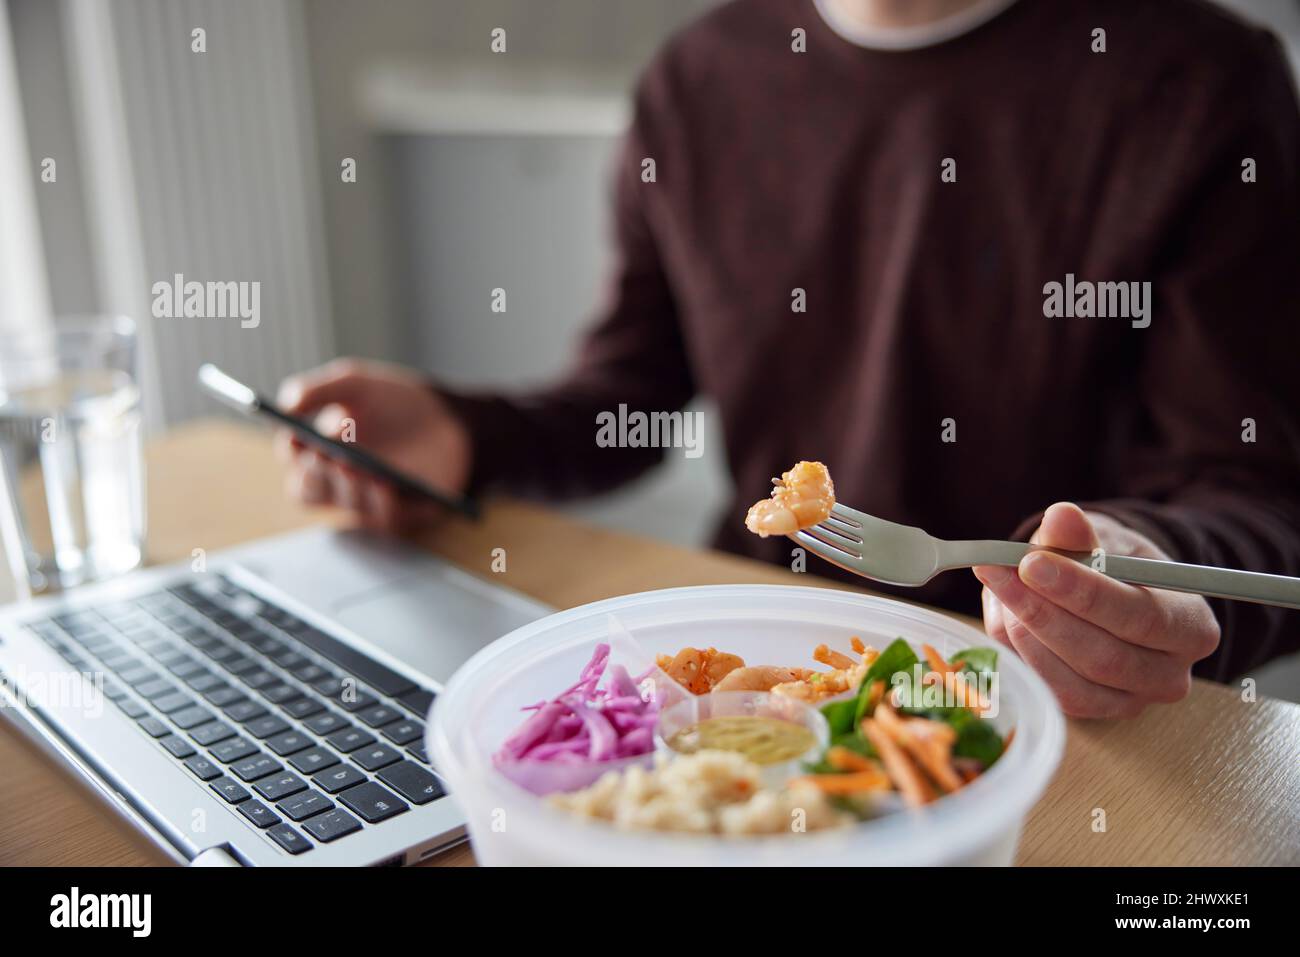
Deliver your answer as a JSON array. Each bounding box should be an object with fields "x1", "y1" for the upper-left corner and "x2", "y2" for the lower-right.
[{"x1": 443, "y1": 0, "x2": 1300, "y2": 680}]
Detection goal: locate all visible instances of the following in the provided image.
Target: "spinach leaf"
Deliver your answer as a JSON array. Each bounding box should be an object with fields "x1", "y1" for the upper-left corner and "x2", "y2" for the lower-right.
[
  {"x1": 863, "y1": 638, "x2": 919, "y2": 688},
  {"x1": 950, "y1": 645, "x2": 997, "y2": 677},
  {"x1": 821, "y1": 698, "x2": 858, "y2": 737},
  {"x1": 952, "y1": 713, "x2": 1004, "y2": 768},
  {"x1": 850, "y1": 637, "x2": 921, "y2": 724},
  {"x1": 829, "y1": 731, "x2": 876, "y2": 759}
]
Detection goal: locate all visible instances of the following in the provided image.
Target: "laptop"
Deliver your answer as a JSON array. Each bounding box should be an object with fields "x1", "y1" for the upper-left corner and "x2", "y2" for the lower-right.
[{"x1": 0, "y1": 525, "x2": 552, "y2": 866}]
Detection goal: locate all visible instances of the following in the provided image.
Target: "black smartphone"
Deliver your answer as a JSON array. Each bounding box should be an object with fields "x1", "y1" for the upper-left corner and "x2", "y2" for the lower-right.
[{"x1": 197, "y1": 363, "x2": 479, "y2": 519}]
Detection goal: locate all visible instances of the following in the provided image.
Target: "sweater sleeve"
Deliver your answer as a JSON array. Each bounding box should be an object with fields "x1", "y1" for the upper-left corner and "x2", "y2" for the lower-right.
[
  {"x1": 1067, "y1": 38, "x2": 1300, "y2": 680},
  {"x1": 437, "y1": 67, "x2": 695, "y2": 501}
]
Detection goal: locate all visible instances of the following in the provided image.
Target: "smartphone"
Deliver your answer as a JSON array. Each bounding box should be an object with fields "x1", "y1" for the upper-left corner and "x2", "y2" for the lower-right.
[{"x1": 197, "y1": 363, "x2": 479, "y2": 519}]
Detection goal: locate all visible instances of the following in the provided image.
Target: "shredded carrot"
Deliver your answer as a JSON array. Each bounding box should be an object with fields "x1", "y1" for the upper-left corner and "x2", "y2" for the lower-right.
[
  {"x1": 794, "y1": 769, "x2": 891, "y2": 795},
  {"x1": 922, "y1": 643, "x2": 959, "y2": 676},
  {"x1": 1002, "y1": 727, "x2": 1016, "y2": 754},
  {"x1": 850, "y1": 636, "x2": 866, "y2": 655},
  {"x1": 813, "y1": 643, "x2": 856, "y2": 671},
  {"x1": 875, "y1": 701, "x2": 963, "y2": 793},
  {"x1": 826, "y1": 746, "x2": 874, "y2": 772},
  {"x1": 943, "y1": 670, "x2": 989, "y2": 715},
  {"x1": 866, "y1": 680, "x2": 885, "y2": 713},
  {"x1": 861, "y1": 718, "x2": 935, "y2": 806}
]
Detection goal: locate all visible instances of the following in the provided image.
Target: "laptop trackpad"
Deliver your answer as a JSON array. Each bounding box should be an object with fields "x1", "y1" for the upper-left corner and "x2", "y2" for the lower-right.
[{"x1": 329, "y1": 573, "x2": 543, "y2": 685}]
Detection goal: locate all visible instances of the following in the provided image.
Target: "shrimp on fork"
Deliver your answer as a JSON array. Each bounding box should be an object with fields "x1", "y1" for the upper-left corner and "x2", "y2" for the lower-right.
[{"x1": 744, "y1": 461, "x2": 835, "y2": 538}]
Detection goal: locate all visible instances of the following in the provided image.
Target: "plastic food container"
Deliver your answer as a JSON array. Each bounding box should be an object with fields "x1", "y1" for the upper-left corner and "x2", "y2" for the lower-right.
[{"x1": 428, "y1": 585, "x2": 1065, "y2": 866}]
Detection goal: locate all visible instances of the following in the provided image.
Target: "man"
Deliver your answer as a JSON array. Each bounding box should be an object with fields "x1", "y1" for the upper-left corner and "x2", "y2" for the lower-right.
[{"x1": 278, "y1": 0, "x2": 1300, "y2": 717}]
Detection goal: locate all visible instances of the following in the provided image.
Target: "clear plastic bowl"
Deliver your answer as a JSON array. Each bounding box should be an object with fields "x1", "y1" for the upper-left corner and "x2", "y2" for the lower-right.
[{"x1": 428, "y1": 585, "x2": 1065, "y2": 866}]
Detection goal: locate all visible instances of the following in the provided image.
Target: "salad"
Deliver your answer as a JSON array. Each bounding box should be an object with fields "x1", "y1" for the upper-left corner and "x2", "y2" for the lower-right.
[
  {"x1": 486, "y1": 458, "x2": 1009, "y2": 834},
  {"x1": 492, "y1": 632, "x2": 1010, "y2": 833}
]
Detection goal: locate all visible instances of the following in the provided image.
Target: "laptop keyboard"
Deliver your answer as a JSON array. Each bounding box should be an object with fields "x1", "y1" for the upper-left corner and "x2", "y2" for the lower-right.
[{"x1": 24, "y1": 575, "x2": 446, "y2": 858}]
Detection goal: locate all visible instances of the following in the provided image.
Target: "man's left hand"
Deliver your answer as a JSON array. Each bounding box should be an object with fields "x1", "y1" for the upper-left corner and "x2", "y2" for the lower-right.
[{"x1": 974, "y1": 502, "x2": 1220, "y2": 718}]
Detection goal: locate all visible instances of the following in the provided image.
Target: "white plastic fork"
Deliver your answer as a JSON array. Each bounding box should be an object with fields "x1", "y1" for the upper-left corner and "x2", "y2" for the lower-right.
[{"x1": 791, "y1": 502, "x2": 1300, "y2": 610}]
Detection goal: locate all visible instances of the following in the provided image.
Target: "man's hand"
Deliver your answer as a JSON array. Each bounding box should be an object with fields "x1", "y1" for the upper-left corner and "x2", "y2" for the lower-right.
[
  {"x1": 974, "y1": 503, "x2": 1220, "y2": 719},
  {"x1": 275, "y1": 359, "x2": 472, "y2": 532}
]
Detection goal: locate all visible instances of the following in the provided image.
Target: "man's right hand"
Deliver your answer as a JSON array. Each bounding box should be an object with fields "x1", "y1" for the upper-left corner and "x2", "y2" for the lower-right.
[{"x1": 275, "y1": 359, "x2": 472, "y2": 532}]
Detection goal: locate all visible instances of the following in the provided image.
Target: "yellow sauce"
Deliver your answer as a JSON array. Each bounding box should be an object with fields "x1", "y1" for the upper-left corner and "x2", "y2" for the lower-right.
[{"x1": 666, "y1": 715, "x2": 816, "y2": 765}]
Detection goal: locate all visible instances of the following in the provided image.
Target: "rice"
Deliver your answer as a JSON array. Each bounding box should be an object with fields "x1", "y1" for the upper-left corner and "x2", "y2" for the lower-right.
[{"x1": 549, "y1": 750, "x2": 852, "y2": 835}]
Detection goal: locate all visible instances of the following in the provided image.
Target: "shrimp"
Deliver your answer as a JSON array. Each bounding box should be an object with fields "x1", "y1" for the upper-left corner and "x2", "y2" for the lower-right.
[
  {"x1": 744, "y1": 461, "x2": 835, "y2": 538},
  {"x1": 768, "y1": 640, "x2": 874, "y2": 703},
  {"x1": 656, "y1": 646, "x2": 746, "y2": 695},
  {"x1": 712, "y1": 665, "x2": 815, "y2": 693}
]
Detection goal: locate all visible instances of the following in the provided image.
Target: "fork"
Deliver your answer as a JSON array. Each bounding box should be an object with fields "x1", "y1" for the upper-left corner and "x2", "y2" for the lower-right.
[{"x1": 791, "y1": 503, "x2": 1300, "y2": 610}]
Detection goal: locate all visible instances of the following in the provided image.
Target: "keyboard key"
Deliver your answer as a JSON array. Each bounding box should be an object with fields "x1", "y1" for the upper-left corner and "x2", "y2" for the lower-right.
[
  {"x1": 291, "y1": 626, "x2": 415, "y2": 697},
  {"x1": 250, "y1": 635, "x2": 289, "y2": 657},
  {"x1": 210, "y1": 737, "x2": 259, "y2": 763},
  {"x1": 254, "y1": 771, "x2": 307, "y2": 801},
  {"x1": 325, "y1": 728, "x2": 374, "y2": 754},
  {"x1": 302, "y1": 808, "x2": 362, "y2": 843},
  {"x1": 266, "y1": 823, "x2": 311, "y2": 854},
  {"x1": 336, "y1": 691, "x2": 378, "y2": 714},
  {"x1": 397, "y1": 687, "x2": 435, "y2": 716},
  {"x1": 100, "y1": 680, "x2": 127, "y2": 701},
  {"x1": 270, "y1": 650, "x2": 309, "y2": 670},
  {"x1": 265, "y1": 730, "x2": 313, "y2": 757},
  {"x1": 154, "y1": 649, "x2": 190, "y2": 668},
  {"x1": 377, "y1": 761, "x2": 445, "y2": 805},
  {"x1": 281, "y1": 697, "x2": 324, "y2": 720},
  {"x1": 288, "y1": 746, "x2": 339, "y2": 774},
  {"x1": 213, "y1": 648, "x2": 251, "y2": 669},
  {"x1": 290, "y1": 662, "x2": 331, "y2": 684},
  {"x1": 171, "y1": 705, "x2": 215, "y2": 730},
  {"x1": 119, "y1": 665, "x2": 157, "y2": 687},
  {"x1": 259, "y1": 683, "x2": 300, "y2": 705},
  {"x1": 205, "y1": 642, "x2": 241, "y2": 665},
  {"x1": 356, "y1": 704, "x2": 402, "y2": 728},
  {"x1": 184, "y1": 755, "x2": 222, "y2": 781},
  {"x1": 312, "y1": 763, "x2": 367, "y2": 794},
  {"x1": 276, "y1": 789, "x2": 333, "y2": 822},
  {"x1": 224, "y1": 700, "x2": 267, "y2": 723},
  {"x1": 353, "y1": 743, "x2": 402, "y2": 772},
  {"x1": 203, "y1": 686, "x2": 243, "y2": 707},
  {"x1": 244, "y1": 716, "x2": 289, "y2": 739},
  {"x1": 238, "y1": 799, "x2": 281, "y2": 829},
  {"x1": 339, "y1": 781, "x2": 408, "y2": 823},
  {"x1": 241, "y1": 669, "x2": 276, "y2": 690},
  {"x1": 231, "y1": 754, "x2": 282, "y2": 782},
  {"x1": 153, "y1": 691, "x2": 195, "y2": 714},
  {"x1": 117, "y1": 698, "x2": 148, "y2": 719},
  {"x1": 209, "y1": 776, "x2": 250, "y2": 804},
  {"x1": 160, "y1": 735, "x2": 196, "y2": 759},
  {"x1": 136, "y1": 677, "x2": 179, "y2": 700},
  {"x1": 185, "y1": 672, "x2": 225, "y2": 693},
  {"x1": 191, "y1": 721, "x2": 237, "y2": 747},
  {"x1": 380, "y1": 719, "x2": 423, "y2": 746},
  {"x1": 405, "y1": 741, "x2": 430, "y2": 764},
  {"x1": 312, "y1": 677, "x2": 345, "y2": 697},
  {"x1": 170, "y1": 660, "x2": 209, "y2": 681},
  {"x1": 303, "y1": 711, "x2": 348, "y2": 735},
  {"x1": 137, "y1": 716, "x2": 170, "y2": 738}
]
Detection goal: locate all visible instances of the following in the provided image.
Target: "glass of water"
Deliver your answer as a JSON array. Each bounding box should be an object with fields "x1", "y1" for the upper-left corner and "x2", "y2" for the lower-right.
[{"x1": 0, "y1": 315, "x2": 145, "y2": 596}]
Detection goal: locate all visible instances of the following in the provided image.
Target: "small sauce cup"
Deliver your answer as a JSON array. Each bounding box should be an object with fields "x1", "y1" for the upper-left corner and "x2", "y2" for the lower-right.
[{"x1": 655, "y1": 690, "x2": 829, "y2": 788}]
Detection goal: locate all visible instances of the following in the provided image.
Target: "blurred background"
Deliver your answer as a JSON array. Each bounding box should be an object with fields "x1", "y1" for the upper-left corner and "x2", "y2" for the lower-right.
[{"x1": 2, "y1": 0, "x2": 1299, "y2": 691}]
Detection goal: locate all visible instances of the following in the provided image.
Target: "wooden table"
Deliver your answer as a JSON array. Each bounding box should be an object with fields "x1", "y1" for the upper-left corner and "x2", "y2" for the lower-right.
[{"x1": 2, "y1": 421, "x2": 1297, "y2": 866}]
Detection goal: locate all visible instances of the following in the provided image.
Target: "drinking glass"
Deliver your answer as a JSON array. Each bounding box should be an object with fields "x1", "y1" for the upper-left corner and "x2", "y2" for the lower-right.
[{"x1": 0, "y1": 315, "x2": 145, "y2": 596}]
